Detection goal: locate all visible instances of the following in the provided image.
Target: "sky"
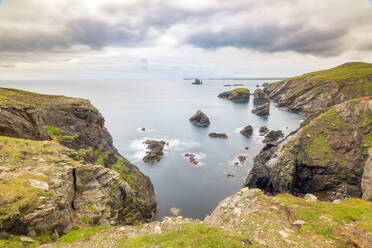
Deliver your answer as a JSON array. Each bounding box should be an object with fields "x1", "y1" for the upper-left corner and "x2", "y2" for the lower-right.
[{"x1": 0, "y1": 0, "x2": 372, "y2": 80}]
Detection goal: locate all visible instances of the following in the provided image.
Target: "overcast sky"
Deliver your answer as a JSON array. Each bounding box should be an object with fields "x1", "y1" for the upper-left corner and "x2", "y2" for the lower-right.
[{"x1": 0, "y1": 0, "x2": 372, "y2": 80}]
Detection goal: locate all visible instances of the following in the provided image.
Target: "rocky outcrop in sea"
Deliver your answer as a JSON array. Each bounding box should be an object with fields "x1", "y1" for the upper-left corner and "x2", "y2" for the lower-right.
[
  {"x1": 218, "y1": 88, "x2": 250, "y2": 102},
  {"x1": 252, "y1": 102, "x2": 270, "y2": 116},
  {"x1": 143, "y1": 140, "x2": 166, "y2": 163},
  {"x1": 240, "y1": 125, "x2": 253, "y2": 137},
  {"x1": 189, "y1": 110, "x2": 210, "y2": 127}
]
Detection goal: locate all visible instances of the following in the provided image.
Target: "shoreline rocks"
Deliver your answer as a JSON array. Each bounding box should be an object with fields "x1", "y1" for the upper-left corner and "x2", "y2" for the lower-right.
[
  {"x1": 218, "y1": 88, "x2": 250, "y2": 102},
  {"x1": 189, "y1": 110, "x2": 210, "y2": 127},
  {"x1": 263, "y1": 130, "x2": 284, "y2": 143},
  {"x1": 143, "y1": 140, "x2": 166, "y2": 163},
  {"x1": 259, "y1": 126, "x2": 269, "y2": 135},
  {"x1": 240, "y1": 125, "x2": 253, "y2": 137},
  {"x1": 253, "y1": 89, "x2": 269, "y2": 104},
  {"x1": 252, "y1": 102, "x2": 270, "y2": 116},
  {"x1": 208, "y1": 132, "x2": 228, "y2": 139}
]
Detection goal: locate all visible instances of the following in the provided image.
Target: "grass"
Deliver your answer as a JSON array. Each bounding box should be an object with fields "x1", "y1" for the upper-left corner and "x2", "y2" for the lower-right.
[
  {"x1": 58, "y1": 226, "x2": 109, "y2": 244},
  {"x1": 277, "y1": 194, "x2": 372, "y2": 238},
  {"x1": 297, "y1": 62, "x2": 372, "y2": 83},
  {"x1": 118, "y1": 224, "x2": 251, "y2": 248},
  {"x1": 231, "y1": 88, "x2": 250, "y2": 93},
  {"x1": 0, "y1": 174, "x2": 52, "y2": 222}
]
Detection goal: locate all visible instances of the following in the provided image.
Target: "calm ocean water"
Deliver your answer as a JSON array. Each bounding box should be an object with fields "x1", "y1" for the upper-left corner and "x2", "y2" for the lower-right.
[{"x1": 0, "y1": 79, "x2": 305, "y2": 220}]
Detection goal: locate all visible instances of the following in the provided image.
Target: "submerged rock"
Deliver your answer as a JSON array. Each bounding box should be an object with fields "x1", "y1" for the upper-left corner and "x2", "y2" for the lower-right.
[
  {"x1": 237, "y1": 155, "x2": 247, "y2": 165},
  {"x1": 143, "y1": 140, "x2": 166, "y2": 163},
  {"x1": 240, "y1": 125, "x2": 253, "y2": 137},
  {"x1": 189, "y1": 110, "x2": 210, "y2": 127},
  {"x1": 263, "y1": 130, "x2": 284, "y2": 143},
  {"x1": 244, "y1": 97, "x2": 372, "y2": 201},
  {"x1": 208, "y1": 132, "x2": 228, "y2": 139},
  {"x1": 184, "y1": 153, "x2": 199, "y2": 165},
  {"x1": 253, "y1": 89, "x2": 269, "y2": 104},
  {"x1": 252, "y1": 102, "x2": 270, "y2": 116},
  {"x1": 218, "y1": 88, "x2": 250, "y2": 102}
]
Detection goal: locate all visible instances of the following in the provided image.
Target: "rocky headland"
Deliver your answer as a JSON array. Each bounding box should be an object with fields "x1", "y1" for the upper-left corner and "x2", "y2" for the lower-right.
[
  {"x1": 245, "y1": 97, "x2": 372, "y2": 201},
  {"x1": 0, "y1": 88, "x2": 156, "y2": 238},
  {"x1": 262, "y1": 62, "x2": 372, "y2": 115},
  {"x1": 218, "y1": 88, "x2": 250, "y2": 102}
]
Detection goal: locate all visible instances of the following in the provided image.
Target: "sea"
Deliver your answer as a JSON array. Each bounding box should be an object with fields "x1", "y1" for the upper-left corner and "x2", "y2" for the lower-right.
[{"x1": 0, "y1": 79, "x2": 305, "y2": 220}]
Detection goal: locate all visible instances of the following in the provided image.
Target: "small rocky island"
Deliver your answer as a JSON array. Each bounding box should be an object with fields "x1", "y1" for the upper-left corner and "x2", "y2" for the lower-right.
[
  {"x1": 184, "y1": 153, "x2": 199, "y2": 165},
  {"x1": 208, "y1": 132, "x2": 228, "y2": 139},
  {"x1": 240, "y1": 125, "x2": 253, "y2": 137},
  {"x1": 192, "y1": 79, "x2": 203, "y2": 85},
  {"x1": 218, "y1": 88, "x2": 250, "y2": 102},
  {"x1": 143, "y1": 140, "x2": 166, "y2": 163},
  {"x1": 252, "y1": 102, "x2": 270, "y2": 116},
  {"x1": 189, "y1": 110, "x2": 210, "y2": 127}
]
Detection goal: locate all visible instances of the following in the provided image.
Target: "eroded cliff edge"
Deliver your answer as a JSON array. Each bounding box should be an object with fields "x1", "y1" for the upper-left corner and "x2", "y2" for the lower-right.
[
  {"x1": 263, "y1": 62, "x2": 372, "y2": 115},
  {"x1": 0, "y1": 88, "x2": 156, "y2": 236},
  {"x1": 244, "y1": 97, "x2": 372, "y2": 201}
]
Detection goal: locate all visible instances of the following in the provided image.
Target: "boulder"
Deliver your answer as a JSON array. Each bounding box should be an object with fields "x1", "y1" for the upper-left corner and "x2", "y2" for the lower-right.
[
  {"x1": 143, "y1": 140, "x2": 166, "y2": 163},
  {"x1": 189, "y1": 110, "x2": 210, "y2": 127},
  {"x1": 259, "y1": 126, "x2": 269, "y2": 135},
  {"x1": 240, "y1": 125, "x2": 253, "y2": 137},
  {"x1": 263, "y1": 130, "x2": 284, "y2": 143},
  {"x1": 252, "y1": 102, "x2": 270, "y2": 116},
  {"x1": 208, "y1": 133, "x2": 228, "y2": 139},
  {"x1": 218, "y1": 88, "x2": 250, "y2": 102}
]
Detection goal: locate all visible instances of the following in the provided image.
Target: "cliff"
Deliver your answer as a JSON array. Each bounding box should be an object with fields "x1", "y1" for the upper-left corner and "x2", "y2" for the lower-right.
[
  {"x1": 3, "y1": 189, "x2": 370, "y2": 247},
  {"x1": 244, "y1": 97, "x2": 372, "y2": 201},
  {"x1": 0, "y1": 88, "x2": 156, "y2": 236},
  {"x1": 263, "y1": 62, "x2": 372, "y2": 115}
]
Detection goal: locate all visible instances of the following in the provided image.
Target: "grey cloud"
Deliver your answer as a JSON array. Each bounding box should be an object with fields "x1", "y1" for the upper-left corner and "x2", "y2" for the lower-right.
[{"x1": 186, "y1": 22, "x2": 350, "y2": 56}]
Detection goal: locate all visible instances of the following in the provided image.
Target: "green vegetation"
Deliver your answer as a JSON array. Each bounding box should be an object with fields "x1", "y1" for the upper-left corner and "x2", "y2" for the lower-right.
[
  {"x1": 118, "y1": 224, "x2": 251, "y2": 248},
  {"x1": 295, "y1": 62, "x2": 372, "y2": 83},
  {"x1": 45, "y1": 126, "x2": 77, "y2": 141},
  {"x1": 0, "y1": 174, "x2": 51, "y2": 224},
  {"x1": 277, "y1": 194, "x2": 372, "y2": 238},
  {"x1": 58, "y1": 226, "x2": 109, "y2": 244},
  {"x1": 232, "y1": 88, "x2": 250, "y2": 93}
]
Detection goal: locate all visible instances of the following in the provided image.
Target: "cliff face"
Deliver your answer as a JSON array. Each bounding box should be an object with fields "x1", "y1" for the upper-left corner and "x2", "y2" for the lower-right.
[
  {"x1": 0, "y1": 88, "x2": 156, "y2": 236},
  {"x1": 244, "y1": 97, "x2": 372, "y2": 201},
  {"x1": 264, "y1": 62, "x2": 372, "y2": 115}
]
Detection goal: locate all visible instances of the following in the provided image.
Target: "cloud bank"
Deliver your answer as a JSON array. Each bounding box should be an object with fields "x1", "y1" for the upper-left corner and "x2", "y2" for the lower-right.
[{"x1": 0, "y1": 0, "x2": 371, "y2": 78}]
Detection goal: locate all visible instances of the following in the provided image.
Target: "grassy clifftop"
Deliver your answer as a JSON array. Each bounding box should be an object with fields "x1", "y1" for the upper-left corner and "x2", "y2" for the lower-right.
[
  {"x1": 1, "y1": 188, "x2": 370, "y2": 248},
  {"x1": 264, "y1": 62, "x2": 372, "y2": 115}
]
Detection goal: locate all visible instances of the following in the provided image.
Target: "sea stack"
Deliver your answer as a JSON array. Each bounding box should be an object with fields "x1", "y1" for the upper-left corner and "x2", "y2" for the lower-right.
[
  {"x1": 252, "y1": 102, "x2": 270, "y2": 116},
  {"x1": 189, "y1": 110, "x2": 210, "y2": 127},
  {"x1": 253, "y1": 88, "x2": 269, "y2": 104}
]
